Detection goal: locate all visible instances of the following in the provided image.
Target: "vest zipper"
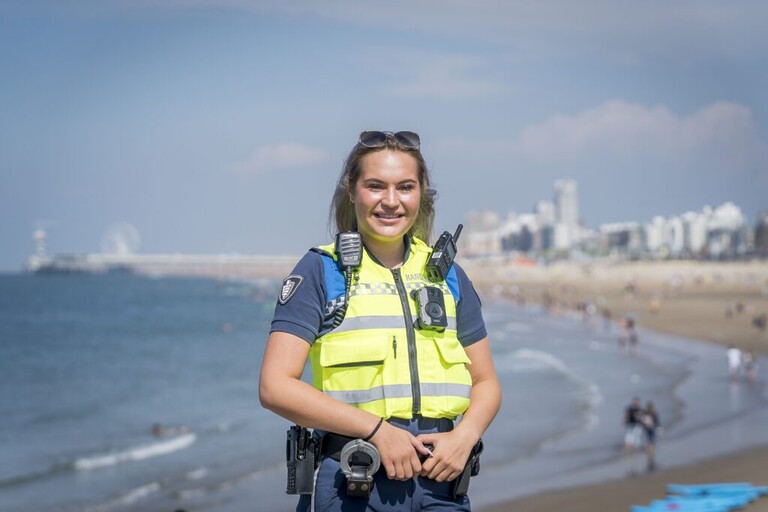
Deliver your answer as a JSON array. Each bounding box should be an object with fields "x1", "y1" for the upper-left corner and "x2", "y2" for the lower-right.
[
  {"x1": 391, "y1": 268, "x2": 420, "y2": 414},
  {"x1": 393, "y1": 336, "x2": 397, "y2": 358}
]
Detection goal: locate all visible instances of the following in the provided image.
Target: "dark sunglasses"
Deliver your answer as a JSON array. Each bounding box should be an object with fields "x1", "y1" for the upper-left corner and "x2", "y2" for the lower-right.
[{"x1": 358, "y1": 131, "x2": 421, "y2": 150}]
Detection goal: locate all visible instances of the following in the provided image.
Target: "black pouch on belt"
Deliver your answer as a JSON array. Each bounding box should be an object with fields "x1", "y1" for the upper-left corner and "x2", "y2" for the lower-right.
[
  {"x1": 450, "y1": 439, "x2": 484, "y2": 499},
  {"x1": 286, "y1": 425, "x2": 318, "y2": 495}
]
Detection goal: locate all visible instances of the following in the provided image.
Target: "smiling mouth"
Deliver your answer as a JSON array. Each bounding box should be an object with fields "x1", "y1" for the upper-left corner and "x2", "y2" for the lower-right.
[{"x1": 374, "y1": 213, "x2": 403, "y2": 220}]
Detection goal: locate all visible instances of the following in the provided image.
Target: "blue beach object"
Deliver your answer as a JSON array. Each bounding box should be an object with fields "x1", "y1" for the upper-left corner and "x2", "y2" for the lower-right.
[{"x1": 633, "y1": 482, "x2": 768, "y2": 512}]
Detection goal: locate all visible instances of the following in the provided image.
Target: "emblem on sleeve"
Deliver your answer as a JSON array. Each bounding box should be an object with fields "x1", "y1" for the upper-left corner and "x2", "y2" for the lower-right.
[{"x1": 278, "y1": 275, "x2": 304, "y2": 304}]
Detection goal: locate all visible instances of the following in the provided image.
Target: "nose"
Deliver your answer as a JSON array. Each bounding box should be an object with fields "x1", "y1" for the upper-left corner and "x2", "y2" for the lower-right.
[{"x1": 382, "y1": 186, "x2": 398, "y2": 208}]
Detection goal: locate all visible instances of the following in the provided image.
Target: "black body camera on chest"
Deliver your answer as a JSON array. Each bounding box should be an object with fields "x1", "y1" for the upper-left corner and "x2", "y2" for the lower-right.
[{"x1": 412, "y1": 286, "x2": 448, "y2": 332}]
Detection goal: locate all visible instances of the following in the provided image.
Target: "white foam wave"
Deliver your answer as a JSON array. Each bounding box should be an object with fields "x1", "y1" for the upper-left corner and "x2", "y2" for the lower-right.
[
  {"x1": 186, "y1": 467, "x2": 208, "y2": 480},
  {"x1": 496, "y1": 349, "x2": 604, "y2": 433},
  {"x1": 84, "y1": 482, "x2": 160, "y2": 512},
  {"x1": 74, "y1": 433, "x2": 196, "y2": 471},
  {"x1": 496, "y1": 348, "x2": 570, "y2": 374}
]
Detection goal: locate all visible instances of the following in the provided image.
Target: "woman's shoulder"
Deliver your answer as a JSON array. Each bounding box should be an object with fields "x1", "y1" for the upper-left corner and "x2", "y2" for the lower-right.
[{"x1": 289, "y1": 248, "x2": 329, "y2": 277}]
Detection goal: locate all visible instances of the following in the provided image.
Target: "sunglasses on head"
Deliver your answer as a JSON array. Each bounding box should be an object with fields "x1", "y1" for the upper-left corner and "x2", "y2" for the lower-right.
[{"x1": 358, "y1": 131, "x2": 421, "y2": 150}]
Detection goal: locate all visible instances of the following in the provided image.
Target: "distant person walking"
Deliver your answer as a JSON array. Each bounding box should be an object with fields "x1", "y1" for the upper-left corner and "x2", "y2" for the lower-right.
[
  {"x1": 743, "y1": 349, "x2": 758, "y2": 385},
  {"x1": 641, "y1": 401, "x2": 661, "y2": 471},
  {"x1": 619, "y1": 316, "x2": 638, "y2": 354},
  {"x1": 623, "y1": 397, "x2": 644, "y2": 451},
  {"x1": 727, "y1": 345, "x2": 742, "y2": 382},
  {"x1": 623, "y1": 397, "x2": 644, "y2": 474}
]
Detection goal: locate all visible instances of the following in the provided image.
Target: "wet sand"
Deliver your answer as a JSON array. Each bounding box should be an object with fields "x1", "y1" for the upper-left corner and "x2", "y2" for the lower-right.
[{"x1": 462, "y1": 259, "x2": 768, "y2": 512}]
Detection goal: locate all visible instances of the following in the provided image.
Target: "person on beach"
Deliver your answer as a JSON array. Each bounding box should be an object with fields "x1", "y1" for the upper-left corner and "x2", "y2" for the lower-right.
[
  {"x1": 640, "y1": 401, "x2": 661, "y2": 471},
  {"x1": 623, "y1": 397, "x2": 645, "y2": 474},
  {"x1": 727, "y1": 345, "x2": 742, "y2": 381},
  {"x1": 259, "y1": 130, "x2": 502, "y2": 511},
  {"x1": 623, "y1": 398, "x2": 644, "y2": 451},
  {"x1": 619, "y1": 316, "x2": 638, "y2": 354},
  {"x1": 743, "y1": 349, "x2": 758, "y2": 385}
]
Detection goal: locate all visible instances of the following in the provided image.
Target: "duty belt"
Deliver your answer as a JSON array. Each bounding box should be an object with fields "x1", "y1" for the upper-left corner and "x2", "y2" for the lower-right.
[
  {"x1": 322, "y1": 432, "x2": 380, "y2": 497},
  {"x1": 320, "y1": 432, "x2": 357, "y2": 461}
]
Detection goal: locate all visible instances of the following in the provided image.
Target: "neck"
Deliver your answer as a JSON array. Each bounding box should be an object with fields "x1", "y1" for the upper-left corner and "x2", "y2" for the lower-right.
[{"x1": 365, "y1": 236, "x2": 406, "y2": 269}]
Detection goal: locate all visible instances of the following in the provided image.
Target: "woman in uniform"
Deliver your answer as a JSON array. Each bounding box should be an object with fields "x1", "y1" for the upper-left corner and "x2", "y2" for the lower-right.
[{"x1": 259, "y1": 130, "x2": 501, "y2": 511}]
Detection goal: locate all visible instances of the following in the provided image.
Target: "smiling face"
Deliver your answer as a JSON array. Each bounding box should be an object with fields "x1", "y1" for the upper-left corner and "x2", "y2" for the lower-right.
[{"x1": 351, "y1": 149, "x2": 421, "y2": 253}]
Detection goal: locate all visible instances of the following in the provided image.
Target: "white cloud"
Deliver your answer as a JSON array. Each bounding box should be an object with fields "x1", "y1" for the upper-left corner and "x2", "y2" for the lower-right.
[
  {"x1": 235, "y1": 143, "x2": 328, "y2": 175},
  {"x1": 513, "y1": 100, "x2": 766, "y2": 169}
]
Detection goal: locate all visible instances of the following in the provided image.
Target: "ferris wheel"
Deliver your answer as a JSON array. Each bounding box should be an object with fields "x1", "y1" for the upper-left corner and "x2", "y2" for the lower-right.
[{"x1": 101, "y1": 222, "x2": 141, "y2": 255}]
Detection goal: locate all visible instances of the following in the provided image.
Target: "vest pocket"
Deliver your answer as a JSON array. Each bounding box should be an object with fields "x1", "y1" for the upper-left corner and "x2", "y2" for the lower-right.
[
  {"x1": 432, "y1": 338, "x2": 471, "y2": 365},
  {"x1": 319, "y1": 333, "x2": 389, "y2": 367},
  {"x1": 318, "y1": 334, "x2": 389, "y2": 412},
  {"x1": 426, "y1": 338, "x2": 472, "y2": 417}
]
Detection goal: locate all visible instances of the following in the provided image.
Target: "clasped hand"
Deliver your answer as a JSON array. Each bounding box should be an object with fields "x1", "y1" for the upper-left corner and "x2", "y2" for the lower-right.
[{"x1": 370, "y1": 424, "x2": 472, "y2": 483}]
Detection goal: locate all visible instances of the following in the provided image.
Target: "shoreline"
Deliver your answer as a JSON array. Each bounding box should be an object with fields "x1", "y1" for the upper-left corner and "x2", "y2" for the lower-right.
[{"x1": 462, "y1": 260, "x2": 768, "y2": 511}]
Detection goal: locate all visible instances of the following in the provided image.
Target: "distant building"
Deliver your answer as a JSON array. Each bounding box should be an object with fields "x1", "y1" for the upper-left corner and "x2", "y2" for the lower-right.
[
  {"x1": 755, "y1": 211, "x2": 768, "y2": 257},
  {"x1": 553, "y1": 179, "x2": 579, "y2": 250},
  {"x1": 461, "y1": 178, "x2": 758, "y2": 262}
]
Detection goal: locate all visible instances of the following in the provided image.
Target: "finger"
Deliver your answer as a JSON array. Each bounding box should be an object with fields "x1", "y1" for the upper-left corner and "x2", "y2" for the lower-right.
[
  {"x1": 415, "y1": 433, "x2": 438, "y2": 448},
  {"x1": 396, "y1": 461, "x2": 413, "y2": 480},
  {"x1": 434, "y1": 467, "x2": 454, "y2": 483},
  {"x1": 383, "y1": 459, "x2": 396, "y2": 480},
  {"x1": 410, "y1": 453, "x2": 423, "y2": 474}
]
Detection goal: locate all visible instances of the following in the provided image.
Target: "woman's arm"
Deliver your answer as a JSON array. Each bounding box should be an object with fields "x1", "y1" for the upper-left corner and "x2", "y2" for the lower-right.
[
  {"x1": 417, "y1": 337, "x2": 502, "y2": 482},
  {"x1": 454, "y1": 337, "x2": 502, "y2": 442},
  {"x1": 259, "y1": 330, "x2": 429, "y2": 480}
]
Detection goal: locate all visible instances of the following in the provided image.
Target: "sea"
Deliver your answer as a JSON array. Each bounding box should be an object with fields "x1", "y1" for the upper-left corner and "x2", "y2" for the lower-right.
[{"x1": 1, "y1": 273, "x2": 766, "y2": 512}]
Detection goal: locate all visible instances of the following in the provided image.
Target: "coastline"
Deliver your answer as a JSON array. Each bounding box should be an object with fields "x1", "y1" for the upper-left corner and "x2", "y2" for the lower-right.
[{"x1": 462, "y1": 260, "x2": 768, "y2": 511}]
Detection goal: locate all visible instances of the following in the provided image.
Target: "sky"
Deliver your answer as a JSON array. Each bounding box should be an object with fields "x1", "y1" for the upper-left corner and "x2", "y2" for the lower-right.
[{"x1": 1, "y1": 1, "x2": 767, "y2": 271}]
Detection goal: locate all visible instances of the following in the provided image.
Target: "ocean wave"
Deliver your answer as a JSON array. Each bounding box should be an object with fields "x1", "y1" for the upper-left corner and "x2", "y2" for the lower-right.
[
  {"x1": 495, "y1": 348, "x2": 570, "y2": 374},
  {"x1": 74, "y1": 433, "x2": 196, "y2": 471},
  {"x1": 496, "y1": 349, "x2": 604, "y2": 429},
  {"x1": 84, "y1": 482, "x2": 161, "y2": 512}
]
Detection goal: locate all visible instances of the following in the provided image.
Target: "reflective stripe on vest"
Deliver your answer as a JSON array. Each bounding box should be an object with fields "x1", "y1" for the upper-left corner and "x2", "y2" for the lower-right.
[{"x1": 309, "y1": 237, "x2": 472, "y2": 420}]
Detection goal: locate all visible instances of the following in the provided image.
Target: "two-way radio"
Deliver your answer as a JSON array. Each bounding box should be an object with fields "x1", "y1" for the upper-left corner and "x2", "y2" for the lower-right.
[
  {"x1": 332, "y1": 232, "x2": 363, "y2": 328},
  {"x1": 425, "y1": 224, "x2": 463, "y2": 282},
  {"x1": 335, "y1": 231, "x2": 363, "y2": 270}
]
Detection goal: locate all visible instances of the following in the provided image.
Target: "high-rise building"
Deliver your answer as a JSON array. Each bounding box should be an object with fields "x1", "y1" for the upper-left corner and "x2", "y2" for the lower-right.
[{"x1": 553, "y1": 179, "x2": 579, "y2": 250}]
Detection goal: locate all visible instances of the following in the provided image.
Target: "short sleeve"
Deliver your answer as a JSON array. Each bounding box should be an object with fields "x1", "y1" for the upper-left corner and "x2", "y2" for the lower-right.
[
  {"x1": 453, "y1": 263, "x2": 487, "y2": 347},
  {"x1": 270, "y1": 251, "x2": 326, "y2": 344}
]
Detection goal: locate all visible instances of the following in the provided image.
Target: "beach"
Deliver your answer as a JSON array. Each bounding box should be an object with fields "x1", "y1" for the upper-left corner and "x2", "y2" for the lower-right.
[
  {"x1": 2, "y1": 263, "x2": 768, "y2": 512},
  {"x1": 462, "y1": 259, "x2": 768, "y2": 512}
]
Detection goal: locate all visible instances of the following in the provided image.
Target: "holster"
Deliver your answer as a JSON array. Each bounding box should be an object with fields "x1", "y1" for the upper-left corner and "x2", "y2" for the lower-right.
[
  {"x1": 450, "y1": 439, "x2": 484, "y2": 499},
  {"x1": 286, "y1": 425, "x2": 319, "y2": 495}
]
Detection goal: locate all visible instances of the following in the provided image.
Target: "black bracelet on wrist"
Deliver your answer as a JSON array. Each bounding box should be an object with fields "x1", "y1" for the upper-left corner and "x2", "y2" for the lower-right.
[{"x1": 363, "y1": 417, "x2": 384, "y2": 442}]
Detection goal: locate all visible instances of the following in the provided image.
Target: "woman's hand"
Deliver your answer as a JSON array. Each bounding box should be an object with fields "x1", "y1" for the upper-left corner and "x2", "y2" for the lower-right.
[
  {"x1": 415, "y1": 429, "x2": 476, "y2": 482},
  {"x1": 369, "y1": 422, "x2": 430, "y2": 481}
]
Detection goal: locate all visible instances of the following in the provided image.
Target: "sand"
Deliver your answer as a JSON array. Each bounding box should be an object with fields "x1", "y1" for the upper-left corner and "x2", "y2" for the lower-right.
[{"x1": 460, "y1": 259, "x2": 768, "y2": 512}]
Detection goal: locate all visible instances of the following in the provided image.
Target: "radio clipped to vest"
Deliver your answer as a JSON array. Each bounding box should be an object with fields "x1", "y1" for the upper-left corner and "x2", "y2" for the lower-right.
[
  {"x1": 332, "y1": 232, "x2": 363, "y2": 328},
  {"x1": 426, "y1": 224, "x2": 463, "y2": 282},
  {"x1": 335, "y1": 231, "x2": 363, "y2": 269}
]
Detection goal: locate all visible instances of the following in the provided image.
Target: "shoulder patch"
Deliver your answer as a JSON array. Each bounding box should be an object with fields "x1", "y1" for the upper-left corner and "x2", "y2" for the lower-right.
[{"x1": 278, "y1": 275, "x2": 304, "y2": 304}]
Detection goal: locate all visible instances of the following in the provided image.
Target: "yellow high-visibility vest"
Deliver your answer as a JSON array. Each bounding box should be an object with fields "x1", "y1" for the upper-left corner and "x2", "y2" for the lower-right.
[{"x1": 310, "y1": 237, "x2": 472, "y2": 419}]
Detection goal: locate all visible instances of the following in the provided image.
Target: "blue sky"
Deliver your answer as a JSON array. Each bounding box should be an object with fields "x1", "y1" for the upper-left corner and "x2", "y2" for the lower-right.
[{"x1": 1, "y1": 1, "x2": 767, "y2": 270}]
